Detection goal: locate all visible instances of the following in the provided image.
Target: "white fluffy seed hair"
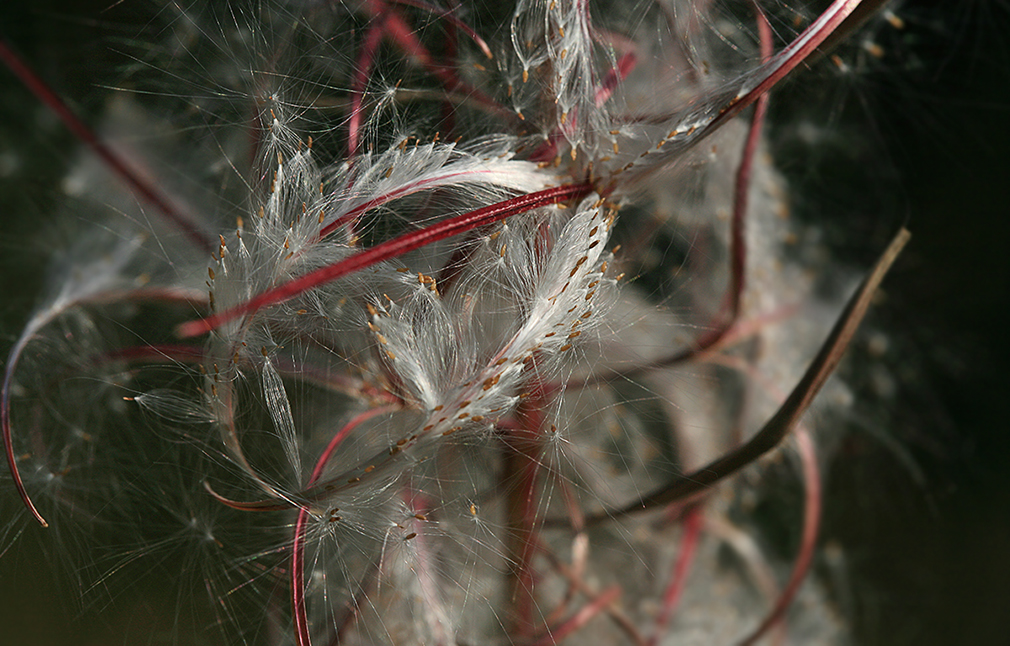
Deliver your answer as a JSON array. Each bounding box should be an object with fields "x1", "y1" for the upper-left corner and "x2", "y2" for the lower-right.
[{"x1": 1, "y1": 1, "x2": 904, "y2": 645}]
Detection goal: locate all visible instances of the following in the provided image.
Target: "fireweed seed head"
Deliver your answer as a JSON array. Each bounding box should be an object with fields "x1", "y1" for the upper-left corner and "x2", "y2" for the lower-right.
[{"x1": 2, "y1": 1, "x2": 911, "y2": 645}]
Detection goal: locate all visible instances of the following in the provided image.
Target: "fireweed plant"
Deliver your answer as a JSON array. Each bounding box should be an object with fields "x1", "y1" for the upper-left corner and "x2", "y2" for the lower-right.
[{"x1": 1, "y1": 0, "x2": 910, "y2": 644}]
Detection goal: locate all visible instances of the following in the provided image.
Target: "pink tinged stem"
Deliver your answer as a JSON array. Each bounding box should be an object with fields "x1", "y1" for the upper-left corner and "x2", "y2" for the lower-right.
[
  {"x1": 310, "y1": 407, "x2": 395, "y2": 482},
  {"x1": 606, "y1": 0, "x2": 767, "y2": 369},
  {"x1": 2, "y1": 329, "x2": 50, "y2": 527},
  {"x1": 179, "y1": 182, "x2": 592, "y2": 337},
  {"x1": 623, "y1": 0, "x2": 869, "y2": 165},
  {"x1": 706, "y1": 0, "x2": 869, "y2": 134},
  {"x1": 0, "y1": 39, "x2": 213, "y2": 254},
  {"x1": 738, "y1": 427, "x2": 821, "y2": 646},
  {"x1": 2, "y1": 284, "x2": 207, "y2": 527},
  {"x1": 348, "y1": 17, "x2": 388, "y2": 159},
  {"x1": 506, "y1": 382, "x2": 550, "y2": 637},
  {"x1": 649, "y1": 506, "x2": 704, "y2": 646},
  {"x1": 528, "y1": 586, "x2": 622, "y2": 646},
  {"x1": 573, "y1": 3, "x2": 771, "y2": 389},
  {"x1": 290, "y1": 406, "x2": 397, "y2": 646},
  {"x1": 292, "y1": 505, "x2": 312, "y2": 646},
  {"x1": 575, "y1": 47, "x2": 770, "y2": 387},
  {"x1": 594, "y1": 52, "x2": 637, "y2": 107},
  {"x1": 319, "y1": 166, "x2": 533, "y2": 238},
  {"x1": 358, "y1": 0, "x2": 509, "y2": 119},
  {"x1": 729, "y1": 2, "x2": 774, "y2": 320},
  {"x1": 103, "y1": 344, "x2": 206, "y2": 365},
  {"x1": 387, "y1": 0, "x2": 493, "y2": 60}
]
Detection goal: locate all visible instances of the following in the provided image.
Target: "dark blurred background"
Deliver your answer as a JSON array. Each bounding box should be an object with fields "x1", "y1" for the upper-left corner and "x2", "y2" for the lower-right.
[{"x1": 1, "y1": 1, "x2": 1007, "y2": 644}]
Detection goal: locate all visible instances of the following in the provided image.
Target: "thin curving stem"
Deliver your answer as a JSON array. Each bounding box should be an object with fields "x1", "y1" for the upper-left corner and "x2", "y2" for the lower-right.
[
  {"x1": 586, "y1": 227, "x2": 910, "y2": 524},
  {"x1": 738, "y1": 426, "x2": 821, "y2": 646},
  {"x1": 290, "y1": 405, "x2": 397, "y2": 646}
]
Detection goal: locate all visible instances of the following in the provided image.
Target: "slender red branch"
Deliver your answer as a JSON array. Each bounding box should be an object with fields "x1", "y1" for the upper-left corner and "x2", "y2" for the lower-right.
[
  {"x1": 2, "y1": 330, "x2": 49, "y2": 527},
  {"x1": 388, "y1": 0, "x2": 494, "y2": 60},
  {"x1": 0, "y1": 39, "x2": 213, "y2": 253},
  {"x1": 506, "y1": 382, "x2": 549, "y2": 637},
  {"x1": 649, "y1": 505, "x2": 704, "y2": 646},
  {"x1": 358, "y1": 0, "x2": 509, "y2": 120},
  {"x1": 292, "y1": 505, "x2": 313, "y2": 646},
  {"x1": 179, "y1": 182, "x2": 592, "y2": 337},
  {"x1": 704, "y1": 0, "x2": 868, "y2": 137},
  {"x1": 738, "y1": 427, "x2": 821, "y2": 646},
  {"x1": 104, "y1": 344, "x2": 206, "y2": 365},
  {"x1": 594, "y1": 52, "x2": 637, "y2": 107},
  {"x1": 568, "y1": 6, "x2": 771, "y2": 392},
  {"x1": 728, "y1": 1, "x2": 774, "y2": 320},
  {"x1": 583, "y1": 228, "x2": 909, "y2": 523},
  {"x1": 348, "y1": 16, "x2": 389, "y2": 159},
  {"x1": 290, "y1": 406, "x2": 397, "y2": 646},
  {"x1": 2, "y1": 284, "x2": 206, "y2": 527},
  {"x1": 311, "y1": 407, "x2": 396, "y2": 482},
  {"x1": 612, "y1": 1, "x2": 870, "y2": 168},
  {"x1": 529, "y1": 586, "x2": 622, "y2": 646},
  {"x1": 203, "y1": 482, "x2": 294, "y2": 512}
]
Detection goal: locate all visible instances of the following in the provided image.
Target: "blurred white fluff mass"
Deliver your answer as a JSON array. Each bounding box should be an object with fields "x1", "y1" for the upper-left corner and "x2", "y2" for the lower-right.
[{"x1": 1, "y1": 1, "x2": 907, "y2": 644}]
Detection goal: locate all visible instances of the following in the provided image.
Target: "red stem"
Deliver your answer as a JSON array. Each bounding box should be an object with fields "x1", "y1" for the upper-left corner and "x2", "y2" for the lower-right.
[
  {"x1": 388, "y1": 0, "x2": 493, "y2": 60},
  {"x1": 179, "y1": 182, "x2": 592, "y2": 338},
  {"x1": 529, "y1": 586, "x2": 622, "y2": 646},
  {"x1": 2, "y1": 329, "x2": 49, "y2": 527},
  {"x1": 348, "y1": 17, "x2": 389, "y2": 159},
  {"x1": 0, "y1": 39, "x2": 213, "y2": 254},
  {"x1": 738, "y1": 427, "x2": 821, "y2": 646},
  {"x1": 507, "y1": 384, "x2": 548, "y2": 637},
  {"x1": 728, "y1": 2, "x2": 773, "y2": 320},
  {"x1": 572, "y1": 1, "x2": 773, "y2": 389},
  {"x1": 704, "y1": 0, "x2": 867, "y2": 137},
  {"x1": 649, "y1": 505, "x2": 703, "y2": 645},
  {"x1": 358, "y1": 0, "x2": 508, "y2": 120},
  {"x1": 594, "y1": 52, "x2": 637, "y2": 107},
  {"x1": 290, "y1": 405, "x2": 398, "y2": 646}
]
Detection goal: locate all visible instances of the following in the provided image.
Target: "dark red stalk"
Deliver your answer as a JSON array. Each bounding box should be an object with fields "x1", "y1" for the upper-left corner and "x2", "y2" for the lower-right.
[
  {"x1": 649, "y1": 505, "x2": 703, "y2": 646},
  {"x1": 506, "y1": 382, "x2": 549, "y2": 637},
  {"x1": 612, "y1": 0, "x2": 870, "y2": 167},
  {"x1": 439, "y1": 0, "x2": 460, "y2": 140},
  {"x1": 594, "y1": 52, "x2": 637, "y2": 107},
  {"x1": 528, "y1": 586, "x2": 622, "y2": 646},
  {"x1": 291, "y1": 502, "x2": 313, "y2": 646},
  {"x1": 348, "y1": 16, "x2": 389, "y2": 159},
  {"x1": 388, "y1": 0, "x2": 494, "y2": 60},
  {"x1": 728, "y1": 1, "x2": 774, "y2": 320},
  {"x1": 2, "y1": 284, "x2": 206, "y2": 527},
  {"x1": 567, "y1": 4, "x2": 772, "y2": 392},
  {"x1": 2, "y1": 330, "x2": 49, "y2": 527},
  {"x1": 179, "y1": 182, "x2": 592, "y2": 337},
  {"x1": 358, "y1": 0, "x2": 509, "y2": 120},
  {"x1": 584, "y1": 227, "x2": 909, "y2": 523},
  {"x1": 0, "y1": 39, "x2": 213, "y2": 254},
  {"x1": 738, "y1": 427, "x2": 821, "y2": 646},
  {"x1": 103, "y1": 344, "x2": 206, "y2": 365},
  {"x1": 290, "y1": 406, "x2": 397, "y2": 646},
  {"x1": 702, "y1": 0, "x2": 868, "y2": 137}
]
